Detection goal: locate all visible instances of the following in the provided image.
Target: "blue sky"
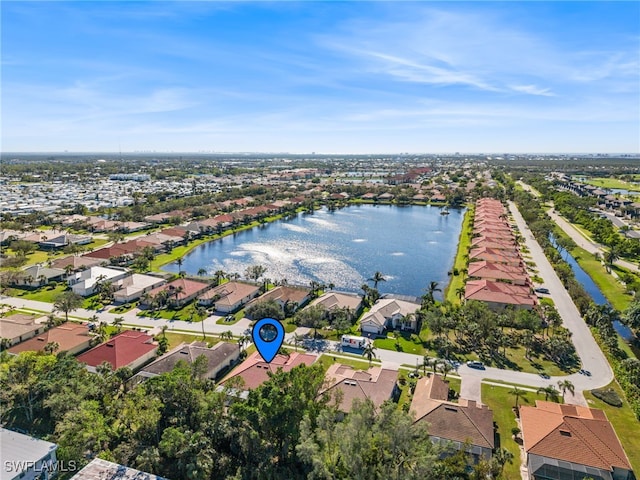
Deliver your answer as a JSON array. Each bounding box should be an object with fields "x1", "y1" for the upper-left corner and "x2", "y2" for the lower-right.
[{"x1": 2, "y1": 1, "x2": 639, "y2": 153}]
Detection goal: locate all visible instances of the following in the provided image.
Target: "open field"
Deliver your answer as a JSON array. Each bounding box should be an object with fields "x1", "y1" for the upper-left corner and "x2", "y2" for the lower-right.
[
  {"x1": 9, "y1": 284, "x2": 68, "y2": 303},
  {"x1": 585, "y1": 177, "x2": 640, "y2": 192}
]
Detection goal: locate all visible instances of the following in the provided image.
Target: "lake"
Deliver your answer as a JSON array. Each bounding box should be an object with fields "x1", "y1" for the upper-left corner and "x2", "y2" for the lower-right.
[{"x1": 163, "y1": 205, "x2": 465, "y2": 299}]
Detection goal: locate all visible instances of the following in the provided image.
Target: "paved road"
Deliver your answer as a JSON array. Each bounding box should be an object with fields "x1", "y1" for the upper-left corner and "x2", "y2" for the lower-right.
[{"x1": 547, "y1": 208, "x2": 639, "y2": 273}]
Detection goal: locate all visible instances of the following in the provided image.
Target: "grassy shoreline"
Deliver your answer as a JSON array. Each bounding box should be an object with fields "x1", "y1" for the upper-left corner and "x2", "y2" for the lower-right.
[{"x1": 445, "y1": 205, "x2": 473, "y2": 305}]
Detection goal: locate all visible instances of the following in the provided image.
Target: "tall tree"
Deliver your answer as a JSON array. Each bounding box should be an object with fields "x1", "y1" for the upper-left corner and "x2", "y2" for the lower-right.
[
  {"x1": 53, "y1": 291, "x2": 83, "y2": 322},
  {"x1": 557, "y1": 379, "x2": 575, "y2": 402},
  {"x1": 362, "y1": 342, "x2": 377, "y2": 367},
  {"x1": 368, "y1": 271, "x2": 386, "y2": 289}
]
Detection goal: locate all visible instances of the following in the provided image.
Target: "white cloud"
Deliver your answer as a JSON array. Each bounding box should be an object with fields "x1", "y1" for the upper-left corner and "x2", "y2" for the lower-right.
[{"x1": 509, "y1": 84, "x2": 555, "y2": 97}]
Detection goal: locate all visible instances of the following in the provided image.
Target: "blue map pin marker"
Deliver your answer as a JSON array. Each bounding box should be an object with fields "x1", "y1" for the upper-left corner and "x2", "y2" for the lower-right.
[{"x1": 252, "y1": 317, "x2": 285, "y2": 363}]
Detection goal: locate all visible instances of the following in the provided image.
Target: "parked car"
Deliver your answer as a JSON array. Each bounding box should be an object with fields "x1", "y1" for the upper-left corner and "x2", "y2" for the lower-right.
[
  {"x1": 466, "y1": 360, "x2": 485, "y2": 369},
  {"x1": 535, "y1": 287, "x2": 550, "y2": 294}
]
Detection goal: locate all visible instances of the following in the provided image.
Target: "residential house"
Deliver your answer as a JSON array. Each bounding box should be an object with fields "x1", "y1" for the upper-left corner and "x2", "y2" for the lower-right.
[
  {"x1": 308, "y1": 292, "x2": 363, "y2": 316},
  {"x1": 0, "y1": 315, "x2": 44, "y2": 346},
  {"x1": 138, "y1": 341, "x2": 239, "y2": 381},
  {"x1": 145, "y1": 278, "x2": 211, "y2": 308},
  {"x1": 70, "y1": 458, "x2": 167, "y2": 480},
  {"x1": 520, "y1": 401, "x2": 634, "y2": 480},
  {"x1": 468, "y1": 247, "x2": 522, "y2": 267},
  {"x1": 12, "y1": 265, "x2": 66, "y2": 287},
  {"x1": 51, "y1": 255, "x2": 103, "y2": 272},
  {"x1": 411, "y1": 374, "x2": 495, "y2": 461},
  {"x1": 77, "y1": 330, "x2": 157, "y2": 372},
  {"x1": 220, "y1": 351, "x2": 316, "y2": 393},
  {"x1": 7, "y1": 322, "x2": 92, "y2": 356},
  {"x1": 464, "y1": 279, "x2": 537, "y2": 310},
  {"x1": 67, "y1": 266, "x2": 128, "y2": 296},
  {"x1": 1, "y1": 428, "x2": 58, "y2": 480},
  {"x1": 245, "y1": 285, "x2": 311, "y2": 317},
  {"x1": 197, "y1": 281, "x2": 260, "y2": 312},
  {"x1": 112, "y1": 274, "x2": 166, "y2": 303},
  {"x1": 467, "y1": 261, "x2": 530, "y2": 285},
  {"x1": 360, "y1": 298, "x2": 421, "y2": 335},
  {"x1": 39, "y1": 233, "x2": 91, "y2": 249},
  {"x1": 318, "y1": 363, "x2": 398, "y2": 413}
]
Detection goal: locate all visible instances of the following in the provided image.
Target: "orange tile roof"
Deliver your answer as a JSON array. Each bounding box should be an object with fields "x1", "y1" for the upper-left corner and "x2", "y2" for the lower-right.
[
  {"x1": 465, "y1": 279, "x2": 537, "y2": 306},
  {"x1": 220, "y1": 351, "x2": 316, "y2": 390},
  {"x1": 520, "y1": 400, "x2": 632, "y2": 472},
  {"x1": 411, "y1": 374, "x2": 494, "y2": 449},
  {"x1": 77, "y1": 330, "x2": 156, "y2": 369},
  {"x1": 7, "y1": 322, "x2": 92, "y2": 354},
  {"x1": 319, "y1": 364, "x2": 398, "y2": 412}
]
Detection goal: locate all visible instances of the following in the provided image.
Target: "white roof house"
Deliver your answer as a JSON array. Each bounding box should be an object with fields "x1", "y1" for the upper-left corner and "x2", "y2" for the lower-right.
[
  {"x1": 360, "y1": 298, "x2": 421, "y2": 335},
  {"x1": 113, "y1": 274, "x2": 166, "y2": 303},
  {"x1": 1, "y1": 428, "x2": 58, "y2": 480},
  {"x1": 68, "y1": 266, "x2": 128, "y2": 296}
]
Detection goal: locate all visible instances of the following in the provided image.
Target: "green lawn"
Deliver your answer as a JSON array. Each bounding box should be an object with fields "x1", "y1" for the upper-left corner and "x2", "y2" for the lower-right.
[
  {"x1": 585, "y1": 177, "x2": 640, "y2": 192},
  {"x1": 110, "y1": 302, "x2": 138, "y2": 314},
  {"x1": 10, "y1": 284, "x2": 68, "y2": 303},
  {"x1": 584, "y1": 381, "x2": 640, "y2": 472},
  {"x1": 163, "y1": 332, "x2": 219, "y2": 349},
  {"x1": 139, "y1": 303, "x2": 205, "y2": 322},
  {"x1": 569, "y1": 244, "x2": 632, "y2": 311},
  {"x1": 374, "y1": 331, "x2": 433, "y2": 356},
  {"x1": 481, "y1": 382, "x2": 551, "y2": 480},
  {"x1": 216, "y1": 310, "x2": 244, "y2": 325},
  {"x1": 316, "y1": 353, "x2": 372, "y2": 372},
  {"x1": 445, "y1": 205, "x2": 473, "y2": 304}
]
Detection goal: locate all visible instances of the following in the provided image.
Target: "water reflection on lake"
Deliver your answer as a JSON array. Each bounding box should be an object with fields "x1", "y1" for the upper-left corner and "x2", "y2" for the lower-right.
[{"x1": 163, "y1": 205, "x2": 465, "y2": 298}]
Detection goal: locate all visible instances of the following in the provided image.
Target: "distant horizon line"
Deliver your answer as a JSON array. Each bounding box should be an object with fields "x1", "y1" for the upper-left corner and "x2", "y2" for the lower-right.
[{"x1": 2, "y1": 151, "x2": 639, "y2": 156}]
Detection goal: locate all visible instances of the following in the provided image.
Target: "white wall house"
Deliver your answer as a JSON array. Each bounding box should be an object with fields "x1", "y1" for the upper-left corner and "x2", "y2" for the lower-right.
[{"x1": 67, "y1": 266, "x2": 128, "y2": 296}]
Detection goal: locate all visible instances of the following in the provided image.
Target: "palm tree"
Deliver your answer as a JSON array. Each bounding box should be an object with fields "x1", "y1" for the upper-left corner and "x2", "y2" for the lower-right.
[
  {"x1": 494, "y1": 448, "x2": 514, "y2": 477},
  {"x1": 53, "y1": 291, "x2": 83, "y2": 322},
  {"x1": 160, "y1": 325, "x2": 168, "y2": 338},
  {"x1": 440, "y1": 362, "x2": 454, "y2": 380},
  {"x1": 362, "y1": 342, "x2": 377, "y2": 367},
  {"x1": 214, "y1": 270, "x2": 226, "y2": 286},
  {"x1": 293, "y1": 333, "x2": 304, "y2": 352},
  {"x1": 112, "y1": 316, "x2": 124, "y2": 333},
  {"x1": 537, "y1": 385, "x2": 560, "y2": 402},
  {"x1": 220, "y1": 330, "x2": 234, "y2": 341},
  {"x1": 176, "y1": 257, "x2": 184, "y2": 276},
  {"x1": 455, "y1": 286, "x2": 466, "y2": 302},
  {"x1": 422, "y1": 355, "x2": 431, "y2": 375},
  {"x1": 423, "y1": 281, "x2": 442, "y2": 306},
  {"x1": 557, "y1": 380, "x2": 575, "y2": 402},
  {"x1": 197, "y1": 268, "x2": 208, "y2": 277},
  {"x1": 237, "y1": 334, "x2": 249, "y2": 351},
  {"x1": 368, "y1": 271, "x2": 386, "y2": 289},
  {"x1": 603, "y1": 244, "x2": 620, "y2": 273},
  {"x1": 509, "y1": 386, "x2": 527, "y2": 409},
  {"x1": 44, "y1": 341, "x2": 60, "y2": 354}
]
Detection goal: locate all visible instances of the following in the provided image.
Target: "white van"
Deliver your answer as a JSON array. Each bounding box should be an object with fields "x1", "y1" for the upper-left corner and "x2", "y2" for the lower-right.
[{"x1": 341, "y1": 335, "x2": 368, "y2": 349}]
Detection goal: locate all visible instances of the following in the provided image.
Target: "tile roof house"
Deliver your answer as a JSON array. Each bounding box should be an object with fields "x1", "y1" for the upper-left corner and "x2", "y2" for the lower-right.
[
  {"x1": 51, "y1": 254, "x2": 103, "y2": 271},
  {"x1": 467, "y1": 261, "x2": 530, "y2": 285},
  {"x1": 145, "y1": 278, "x2": 211, "y2": 308},
  {"x1": 318, "y1": 364, "x2": 399, "y2": 413},
  {"x1": 469, "y1": 247, "x2": 522, "y2": 266},
  {"x1": 308, "y1": 292, "x2": 363, "y2": 314},
  {"x1": 197, "y1": 281, "x2": 261, "y2": 312},
  {"x1": 220, "y1": 351, "x2": 316, "y2": 392},
  {"x1": 138, "y1": 341, "x2": 239, "y2": 380},
  {"x1": 465, "y1": 279, "x2": 537, "y2": 310},
  {"x1": 520, "y1": 401, "x2": 634, "y2": 480},
  {"x1": 0, "y1": 314, "x2": 45, "y2": 346},
  {"x1": 7, "y1": 322, "x2": 92, "y2": 356},
  {"x1": 12, "y1": 265, "x2": 66, "y2": 287},
  {"x1": 1, "y1": 428, "x2": 58, "y2": 480},
  {"x1": 360, "y1": 298, "x2": 421, "y2": 335},
  {"x1": 245, "y1": 285, "x2": 311, "y2": 316},
  {"x1": 411, "y1": 374, "x2": 495, "y2": 460},
  {"x1": 77, "y1": 330, "x2": 157, "y2": 372}
]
